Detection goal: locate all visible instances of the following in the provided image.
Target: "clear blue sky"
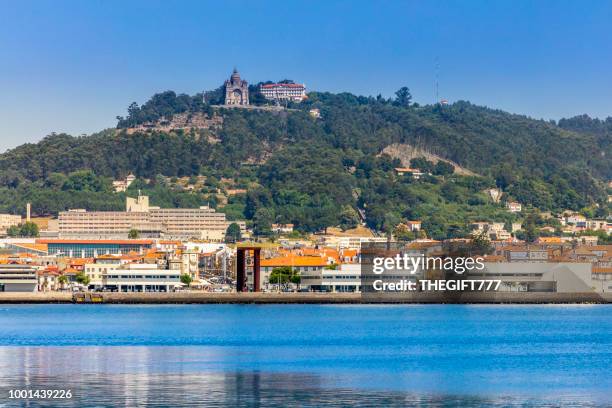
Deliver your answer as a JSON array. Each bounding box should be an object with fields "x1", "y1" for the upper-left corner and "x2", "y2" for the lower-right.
[{"x1": 1, "y1": 0, "x2": 611, "y2": 152}]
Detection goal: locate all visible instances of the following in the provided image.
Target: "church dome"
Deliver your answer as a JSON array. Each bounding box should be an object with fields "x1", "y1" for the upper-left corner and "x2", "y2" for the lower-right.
[{"x1": 231, "y1": 68, "x2": 241, "y2": 83}]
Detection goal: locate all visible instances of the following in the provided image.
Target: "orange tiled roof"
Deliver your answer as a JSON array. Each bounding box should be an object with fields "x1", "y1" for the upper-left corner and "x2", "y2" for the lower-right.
[
  {"x1": 11, "y1": 243, "x2": 48, "y2": 252},
  {"x1": 538, "y1": 237, "x2": 563, "y2": 244},
  {"x1": 261, "y1": 255, "x2": 329, "y2": 268},
  {"x1": 341, "y1": 249, "x2": 359, "y2": 258}
]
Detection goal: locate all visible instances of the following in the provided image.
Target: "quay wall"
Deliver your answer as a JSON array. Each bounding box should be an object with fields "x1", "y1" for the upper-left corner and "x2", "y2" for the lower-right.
[{"x1": 0, "y1": 292, "x2": 610, "y2": 304}]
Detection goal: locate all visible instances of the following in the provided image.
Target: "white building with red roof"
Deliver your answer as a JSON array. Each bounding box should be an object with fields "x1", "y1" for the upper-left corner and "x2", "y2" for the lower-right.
[{"x1": 260, "y1": 83, "x2": 306, "y2": 102}]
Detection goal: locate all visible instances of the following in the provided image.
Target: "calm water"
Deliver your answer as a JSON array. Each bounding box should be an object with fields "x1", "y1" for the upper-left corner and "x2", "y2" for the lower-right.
[{"x1": 0, "y1": 304, "x2": 610, "y2": 407}]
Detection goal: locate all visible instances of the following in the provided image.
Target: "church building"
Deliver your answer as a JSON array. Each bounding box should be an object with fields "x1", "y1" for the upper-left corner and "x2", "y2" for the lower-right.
[{"x1": 224, "y1": 68, "x2": 249, "y2": 105}]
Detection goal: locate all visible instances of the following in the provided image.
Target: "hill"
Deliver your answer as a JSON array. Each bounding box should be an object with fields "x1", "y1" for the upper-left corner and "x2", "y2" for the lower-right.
[{"x1": 0, "y1": 88, "x2": 609, "y2": 239}]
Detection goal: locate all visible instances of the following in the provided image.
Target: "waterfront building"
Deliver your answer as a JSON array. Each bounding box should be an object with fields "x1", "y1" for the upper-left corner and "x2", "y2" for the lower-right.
[
  {"x1": 83, "y1": 256, "x2": 125, "y2": 289},
  {"x1": 37, "y1": 267, "x2": 61, "y2": 291},
  {"x1": 260, "y1": 83, "x2": 307, "y2": 102},
  {"x1": 473, "y1": 261, "x2": 593, "y2": 292},
  {"x1": 592, "y1": 266, "x2": 612, "y2": 293},
  {"x1": 259, "y1": 255, "x2": 330, "y2": 289},
  {"x1": 83, "y1": 256, "x2": 181, "y2": 292},
  {"x1": 301, "y1": 263, "x2": 362, "y2": 293},
  {"x1": 39, "y1": 239, "x2": 154, "y2": 258},
  {"x1": 0, "y1": 264, "x2": 38, "y2": 292},
  {"x1": 103, "y1": 263, "x2": 181, "y2": 292}
]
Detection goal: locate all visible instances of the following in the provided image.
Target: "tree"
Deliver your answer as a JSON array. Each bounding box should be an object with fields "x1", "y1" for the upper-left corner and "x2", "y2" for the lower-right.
[
  {"x1": 433, "y1": 161, "x2": 455, "y2": 176},
  {"x1": 522, "y1": 212, "x2": 540, "y2": 243},
  {"x1": 393, "y1": 87, "x2": 412, "y2": 107},
  {"x1": 7, "y1": 222, "x2": 39, "y2": 237},
  {"x1": 269, "y1": 266, "x2": 300, "y2": 287},
  {"x1": 470, "y1": 230, "x2": 493, "y2": 255},
  {"x1": 225, "y1": 222, "x2": 242, "y2": 243},
  {"x1": 253, "y1": 208, "x2": 274, "y2": 236},
  {"x1": 21, "y1": 222, "x2": 39, "y2": 237},
  {"x1": 128, "y1": 229, "x2": 140, "y2": 239},
  {"x1": 393, "y1": 223, "x2": 415, "y2": 241},
  {"x1": 339, "y1": 205, "x2": 360, "y2": 231},
  {"x1": 410, "y1": 157, "x2": 434, "y2": 173},
  {"x1": 382, "y1": 213, "x2": 401, "y2": 239},
  {"x1": 6, "y1": 225, "x2": 20, "y2": 237},
  {"x1": 58, "y1": 275, "x2": 68, "y2": 287},
  {"x1": 75, "y1": 272, "x2": 90, "y2": 286},
  {"x1": 180, "y1": 274, "x2": 193, "y2": 286}
]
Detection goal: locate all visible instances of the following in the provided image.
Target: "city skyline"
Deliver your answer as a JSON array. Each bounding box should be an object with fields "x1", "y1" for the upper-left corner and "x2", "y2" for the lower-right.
[{"x1": 1, "y1": 0, "x2": 612, "y2": 152}]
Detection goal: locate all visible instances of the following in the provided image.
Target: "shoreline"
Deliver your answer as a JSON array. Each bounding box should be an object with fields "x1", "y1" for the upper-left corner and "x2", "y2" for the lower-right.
[{"x1": 0, "y1": 292, "x2": 610, "y2": 304}]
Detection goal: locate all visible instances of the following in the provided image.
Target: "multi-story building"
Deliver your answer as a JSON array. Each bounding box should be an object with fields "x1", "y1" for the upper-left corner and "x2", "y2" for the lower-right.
[
  {"x1": 40, "y1": 239, "x2": 154, "y2": 258},
  {"x1": 83, "y1": 256, "x2": 125, "y2": 288},
  {"x1": 471, "y1": 261, "x2": 593, "y2": 293},
  {"x1": 148, "y1": 207, "x2": 229, "y2": 239},
  {"x1": 260, "y1": 83, "x2": 307, "y2": 102},
  {"x1": 58, "y1": 196, "x2": 244, "y2": 241},
  {"x1": 258, "y1": 255, "x2": 332, "y2": 290},
  {"x1": 301, "y1": 263, "x2": 362, "y2": 293},
  {"x1": 470, "y1": 222, "x2": 511, "y2": 240},
  {"x1": 103, "y1": 263, "x2": 181, "y2": 292},
  {"x1": 58, "y1": 209, "x2": 157, "y2": 238},
  {"x1": 0, "y1": 264, "x2": 38, "y2": 292},
  {"x1": 0, "y1": 214, "x2": 22, "y2": 234}
]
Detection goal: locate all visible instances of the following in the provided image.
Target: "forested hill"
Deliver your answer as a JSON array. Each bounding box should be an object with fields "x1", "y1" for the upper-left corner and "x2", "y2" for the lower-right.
[{"x1": 0, "y1": 89, "x2": 610, "y2": 239}]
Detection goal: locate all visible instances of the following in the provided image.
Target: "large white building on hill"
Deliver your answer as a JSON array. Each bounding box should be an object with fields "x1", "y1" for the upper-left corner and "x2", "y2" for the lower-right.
[{"x1": 58, "y1": 195, "x2": 245, "y2": 241}]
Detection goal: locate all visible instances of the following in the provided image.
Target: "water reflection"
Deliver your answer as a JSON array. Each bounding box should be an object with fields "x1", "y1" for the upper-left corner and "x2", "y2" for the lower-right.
[{"x1": 0, "y1": 347, "x2": 606, "y2": 407}]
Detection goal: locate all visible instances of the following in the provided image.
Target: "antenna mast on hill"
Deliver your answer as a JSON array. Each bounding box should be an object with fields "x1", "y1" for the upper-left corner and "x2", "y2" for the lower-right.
[{"x1": 435, "y1": 56, "x2": 440, "y2": 104}]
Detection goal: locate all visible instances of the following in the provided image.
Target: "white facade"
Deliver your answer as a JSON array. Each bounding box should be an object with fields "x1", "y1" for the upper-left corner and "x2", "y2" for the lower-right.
[
  {"x1": 103, "y1": 263, "x2": 181, "y2": 292},
  {"x1": 0, "y1": 214, "x2": 22, "y2": 234},
  {"x1": 59, "y1": 196, "x2": 243, "y2": 241},
  {"x1": 0, "y1": 264, "x2": 38, "y2": 292},
  {"x1": 472, "y1": 262, "x2": 594, "y2": 293},
  {"x1": 506, "y1": 202, "x2": 522, "y2": 212},
  {"x1": 260, "y1": 83, "x2": 306, "y2": 102}
]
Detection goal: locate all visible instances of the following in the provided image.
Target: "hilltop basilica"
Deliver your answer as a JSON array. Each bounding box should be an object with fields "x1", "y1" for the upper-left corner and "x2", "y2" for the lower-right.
[{"x1": 224, "y1": 68, "x2": 249, "y2": 105}]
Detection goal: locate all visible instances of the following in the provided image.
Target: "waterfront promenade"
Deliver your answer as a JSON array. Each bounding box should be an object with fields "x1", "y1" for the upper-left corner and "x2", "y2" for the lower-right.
[{"x1": 0, "y1": 291, "x2": 610, "y2": 304}]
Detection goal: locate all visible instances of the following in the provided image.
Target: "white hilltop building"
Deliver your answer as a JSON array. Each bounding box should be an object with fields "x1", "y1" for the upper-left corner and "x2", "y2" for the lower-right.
[{"x1": 112, "y1": 174, "x2": 136, "y2": 192}]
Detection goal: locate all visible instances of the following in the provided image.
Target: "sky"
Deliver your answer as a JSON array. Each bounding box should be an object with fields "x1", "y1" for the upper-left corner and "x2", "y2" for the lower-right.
[{"x1": 0, "y1": 0, "x2": 611, "y2": 152}]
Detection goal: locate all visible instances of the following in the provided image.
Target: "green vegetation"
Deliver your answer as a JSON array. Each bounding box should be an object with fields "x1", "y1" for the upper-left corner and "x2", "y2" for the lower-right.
[
  {"x1": 75, "y1": 272, "x2": 90, "y2": 286},
  {"x1": 0, "y1": 88, "x2": 609, "y2": 239},
  {"x1": 128, "y1": 229, "x2": 140, "y2": 239},
  {"x1": 180, "y1": 274, "x2": 193, "y2": 286},
  {"x1": 225, "y1": 222, "x2": 241, "y2": 243},
  {"x1": 7, "y1": 222, "x2": 39, "y2": 237},
  {"x1": 269, "y1": 266, "x2": 301, "y2": 285}
]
